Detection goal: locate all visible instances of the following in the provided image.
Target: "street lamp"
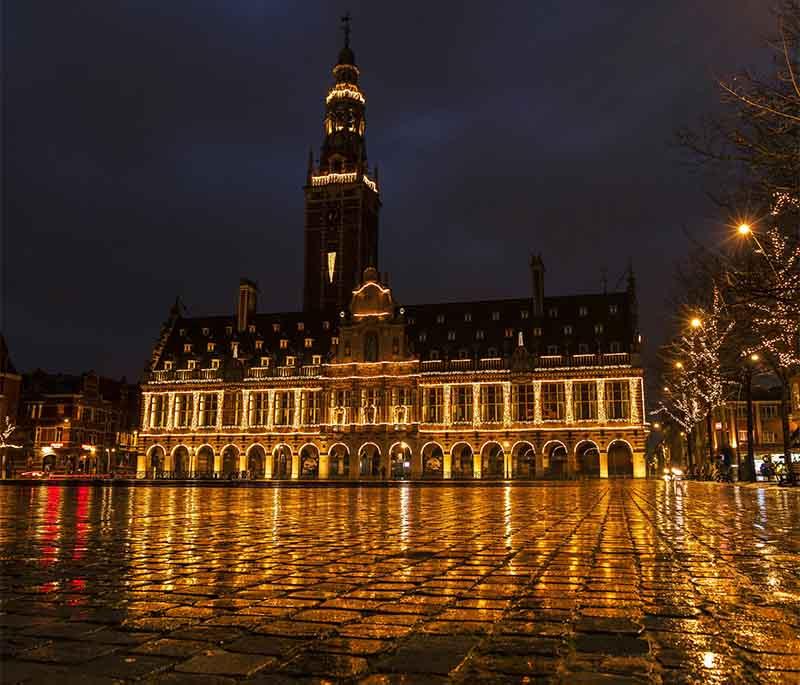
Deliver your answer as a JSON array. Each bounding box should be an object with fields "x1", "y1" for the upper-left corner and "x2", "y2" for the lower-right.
[
  {"x1": 736, "y1": 221, "x2": 779, "y2": 276},
  {"x1": 690, "y1": 317, "x2": 702, "y2": 329}
]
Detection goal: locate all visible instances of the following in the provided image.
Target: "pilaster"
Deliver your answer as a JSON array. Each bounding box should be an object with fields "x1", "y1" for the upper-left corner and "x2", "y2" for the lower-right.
[
  {"x1": 472, "y1": 383, "x2": 480, "y2": 428},
  {"x1": 533, "y1": 381, "x2": 542, "y2": 424},
  {"x1": 564, "y1": 380, "x2": 574, "y2": 424}
]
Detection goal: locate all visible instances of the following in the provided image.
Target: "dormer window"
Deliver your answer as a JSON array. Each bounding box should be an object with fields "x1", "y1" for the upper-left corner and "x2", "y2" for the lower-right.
[
  {"x1": 504, "y1": 328, "x2": 514, "y2": 338},
  {"x1": 430, "y1": 349, "x2": 440, "y2": 360},
  {"x1": 563, "y1": 325, "x2": 573, "y2": 335},
  {"x1": 548, "y1": 307, "x2": 558, "y2": 318},
  {"x1": 211, "y1": 359, "x2": 220, "y2": 369},
  {"x1": 447, "y1": 330, "x2": 456, "y2": 341},
  {"x1": 492, "y1": 311, "x2": 500, "y2": 321},
  {"x1": 419, "y1": 332, "x2": 427, "y2": 342},
  {"x1": 279, "y1": 339, "x2": 288, "y2": 349},
  {"x1": 297, "y1": 322, "x2": 305, "y2": 332},
  {"x1": 202, "y1": 327, "x2": 210, "y2": 336},
  {"x1": 533, "y1": 327, "x2": 542, "y2": 337},
  {"x1": 578, "y1": 343, "x2": 589, "y2": 354},
  {"x1": 231, "y1": 341, "x2": 239, "y2": 358},
  {"x1": 331, "y1": 336, "x2": 339, "y2": 345},
  {"x1": 464, "y1": 313, "x2": 472, "y2": 322},
  {"x1": 436, "y1": 314, "x2": 445, "y2": 324},
  {"x1": 179, "y1": 328, "x2": 186, "y2": 337},
  {"x1": 521, "y1": 310, "x2": 530, "y2": 320},
  {"x1": 248, "y1": 324, "x2": 256, "y2": 334},
  {"x1": 183, "y1": 343, "x2": 192, "y2": 353},
  {"x1": 458, "y1": 348, "x2": 469, "y2": 359},
  {"x1": 475, "y1": 330, "x2": 485, "y2": 340},
  {"x1": 225, "y1": 326, "x2": 232, "y2": 336},
  {"x1": 594, "y1": 323, "x2": 604, "y2": 335},
  {"x1": 286, "y1": 356, "x2": 295, "y2": 366},
  {"x1": 322, "y1": 321, "x2": 330, "y2": 331},
  {"x1": 579, "y1": 306, "x2": 588, "y2": 317},
  {"x1": 312, "y1": 354, "x2": 322, "y2": 365},
  {"x1": 260, "y1": 356, "x2": 270, "y2": 367},
  {"x1": 272, "y1": 323, "x2": 280, "y2": 333},
  {"x1": 164, "y1": 361, "x2": 173, "y2": 371},
  {"x1": 609, "y1": 341, "x2": 621, "y2": 353},
  {"x1": 546, "y1": 345, "x2": 559, "y2": 355},
  {"x1": 304, "y1": 338, "x2": 313, "y2": 348},
  {"x1": 187, "y1": 360, "x2": 197, "y2": 370},
  {"x1": 407, "y1": 316, "x2": 415, "y2": 324},
  {"x1": 255, "y1": 339, "x2": 263, "y2": 351},
  {"x1": 609, "y1": 305, "x2": 619, "y2": 315},
  {"x1": 207, "y1": 342, "x2": 216, "y2": 352}
]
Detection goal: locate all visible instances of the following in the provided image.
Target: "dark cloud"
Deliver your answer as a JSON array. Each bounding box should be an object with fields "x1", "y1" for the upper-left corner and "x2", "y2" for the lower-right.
[{"x1": 6, "y1": 0, "x2": 774, "y2": 381}]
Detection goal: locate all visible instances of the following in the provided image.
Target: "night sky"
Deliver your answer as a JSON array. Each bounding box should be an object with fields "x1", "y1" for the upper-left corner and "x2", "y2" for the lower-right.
[{"x1": 5, "y1": 1, "x2": 774, "y2": 384}]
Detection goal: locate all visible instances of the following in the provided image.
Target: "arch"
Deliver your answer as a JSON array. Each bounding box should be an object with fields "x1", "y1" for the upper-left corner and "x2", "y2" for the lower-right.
[
  {"x1": 575, "y1": 440, "x2": 601, "y2": 479},
  {"x1": 221, "y1": 443, "x2": 240, "y2": 479},
  {"x1": 172, "y1": 444, "x2": 192, "y2": 478},
  {"x1": 246, "y1": 444, "x2": 266, "y2": 479},
  {"x1": 511, "y1": 440, "x2": 535, "y2": 479},
  {"x1": 328, "y1": 442, "x2": 350, "y2": 479},
  {"x1": 272, "y1": 443, "x2": 293, "y2": 480},
  {"x1": 480, "y1": 441, "x2": 505, "y2": 479},
  {"x1": 147, "y1": 444, "x2": 166, "y2": 478},
  {"x1": 389, "y1": 441, "x2": 412, "y2": 480},
  {"x1": 42, "y1": 452, "x2": 57, "y2": 472},
  {"x1": 421, "y1": 441, "x2": 444, "y2": 479},
  {"x1": 542, "y1": 440, "x2": 568, "y2": 479},
  {"x1": 359, "y1": 442, "x2": 382, "y2": 478},
  {"x1": 195, "y1": 444, "x2": 214, "y2": 478},
  {"x1": 607, "y1": 439, "x2": 634, "y2": 478},
  {"x1": 299, "y1": 443, "x2": 320, "y2": 479},
  {"x1": 451, "y1": 442, "x2": 474, "y2": 479}
]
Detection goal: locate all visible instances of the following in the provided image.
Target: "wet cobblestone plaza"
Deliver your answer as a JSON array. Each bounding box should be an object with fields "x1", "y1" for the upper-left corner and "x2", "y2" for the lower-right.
[{"x1": 1, "y1": 482, "x2": 799, "y2": 684}]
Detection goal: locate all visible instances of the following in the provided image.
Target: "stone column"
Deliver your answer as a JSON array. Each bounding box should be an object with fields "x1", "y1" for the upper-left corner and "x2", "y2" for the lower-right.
[
  {"x1": 264, "y1": 447, "x2": 273, "y2": 479},
  {"x1": 564, "y1": 381, "x2": 574, "y2": 424},
  {"x1": 239, "y1": 452, "x2": 247, "y2": 474},
  {"x1": 504, "y1": 450, "x2": 512, "y2": 479},
  {"x1": 213, "y1": 451, "x2": 221, "y2": 476},
  {"x1": 599, "y1": 449, "x2": 609, "y2": 478},
  {"x1": 191, "y1": 392, "x2": 200, "y2": 431},
  {"x1": 166, "y1": 392, "x2": 176, "y2": 429},
  {"x1": 267, "y1": 390, "x2": 275, "y2": 430},
  {"x1": 443, "y1": 450, "x2": 452, "y2": 479},
  {"x1": 411, "y1": 446, "x2": 422, "y2": 480},
  {"x1": 293, "y1": 389, "x2": 302, "y2": 429},
  {"x1": 443, "y1": 385, "x2": 451, "y2": 426},
  {"x1": 503, "y1": 382, "x2": 512, "y2": 428},
  {"x1": 633, "y1": 450, "x2": 646, "y2": 478},
  {"x1": 319, "y1": 451, "x2": 330, "y2": 479},
  {"x1": 533, "y1": 381, "x2": 543, "y2": 424},
  {"x1": 136, "y1": 453, "x2": 147, "y2": 478},
  {"x1": 596, "y1": 380, "x2": 607, "y2": 424},
  {"x1": 473, "y1": 450, "x2": 482, "y2": 479},
  {"x1": 240, "y1": 390, "x2": 250, "y2": 430},
  {"x1": 217, "y1": 390, "x2": 224, "y2": 430},
  {"x1": 472, "y1": 384, "x2": 481, "y2": 428},
  {"x1": 535, "y1": 450, "x2": 546, "y2": 479},
  {"x1": 291, "y1": 448, "x2": 300, "y2": 479}
]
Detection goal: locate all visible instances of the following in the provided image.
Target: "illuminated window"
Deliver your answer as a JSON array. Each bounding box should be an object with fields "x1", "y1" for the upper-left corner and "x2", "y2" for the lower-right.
[
  {"x1": 492, "y1": 311, "x2": 500, "y2": 321},
  {"x1": 609, "y1": 304, "x2": 619, "y2": 315},
  {"x1": 173, "y1": 394, "x2": 194, "y2": 427},
  {"x1": 579, "y1": 306, "x2": 588, "y2": 317},
  {"x1": 605, "y1": 381, "x2": 630, "y2": 420},
  {"x1": 546, "y1": 345, "x2": 559, "y2": 355},
  {"x1": 563, "y1": 326, "x2": 573, "y2": 335},
  {"x1": 464, "y1": 312, "x2": 472, "y2": 322},
  {"x1": 255, "y1": 339, "x2": 263, "y2": 351},
  {"x1": 273, "y1": 391, "x2": 295, "y2": 426},
  {"x1": 322, "y1": 320, "x2": 330, "y2": 331},
  {"x1": 763, "y1": 431, "x2": 778, "y2": 443},
  {"x1": 249, "y1": 392, "x2": 269, "y2": 426},
  {"x1": 304, "y1": 338, "x2": 313, "y2": 348},
  {"x1": 419, "y1": 332, "x2": 427, "y2": 342},
  {"x1": 272, "y1": 323, "x2": 280, "y2": 333},
  {"x1": 480, "y1": 385, "x2": 503, "y2": 423},
  {"x1": 187, "y1": 360, "x2": 197, "y2": 370},
  {"x1": 423, "y1": 386, "x2": 443, "y2": 423},
  {"x1": 451, "y1": 386, "x2": 473, "y2": 424},
  {"x1": 198, "y1": 393, "x2": 218, "y2": 427},
  {"x1": 179, "y1": 328, "x2": 186, "y2": 337},
  {"x1": 285, "y1": 356, "x2": 295, "y2": 367},
  {"x1": 521, "y1": 310, "x2": 530, "y2": 319},
  {"x1": 738, "y1": 430, "x2": 748, "y2": 444},
  {"x1": 447, "y1": 330, "x2": 456, "y2": 341},
  {"x1": 504, "y1": 328, "x2": 514, "y2": 338},
  {"x1": 312, "y1": 354, "x2": 322, "y2": 365},
  {"x1": 202, "y1": 327, "x2": 210, "y2": 336},
  {"x1": 577, "y1": 343, "x2": 590, "y2": 354},
  {"x1": 548, "y1": 307, "x2": 558, "y2": 318},
  {"x1": 279, "y1": 339, "x2": 288, "y2": 349},
  {"x1": 541, "y1": 382, "x2": 565, "y2": 421},
  {"x1": 183, "y1": 343, "x2": 192, "y2": 353},
  {"x1": 149, "y1": 395, "x2": 167, "y2": 428},
  {"x1": 164, "y1": 361, "x2": 173, "y2": 371},
  {"x1": 573, "y1": 382, "x2": 597, "y2": 421},
  {"x1": 331, "y1": 336, "x2": 339, "y2": 345},
  {"x1": 248, "y1": 324, "x2": 256, "y2": 334},
  {"x1": 210, "y1": 359, "x2": 220, "y2": 369},
  {"x1": 207, "y1": 342, "x2": 215, "y2": 352},
  {"x1": 475, "y1": 330, "x2": 485, "y2": 341},
  {"x1": 297, "y1": 322, "x2": 305, "y2": 331},
  {"x1": 533, "y1": 327, "x2": 542, "y2": 337},
  {"x1": 260, "y1": 357, "x2": 270, "y2": 367},
  {"x1": 302, "y1": 390, "x2": 322, "y2": 425},
  {"x1": 222, "y1": 390, "x2": 242, "y2": 426},
  {"x1": 760, "y1": 404, "x2": 779, "y2": 419},
  {"x1": 436, "y1": 314, "x2": 445, "y2": 324},
  {"x1": 594, "y1": 324, "x2": 604, "y2": 335},
  {"x1": 609, "y1": 341, "x2": 621, "y2": 353},
  {"x1": 512, "y1": 384, "x2": 535, "y2": 422}
]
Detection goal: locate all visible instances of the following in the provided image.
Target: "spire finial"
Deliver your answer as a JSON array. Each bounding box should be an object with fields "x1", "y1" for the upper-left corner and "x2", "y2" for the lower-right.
[{"x1": 341, "y1": 12, "x2": 352, "y2": 48}]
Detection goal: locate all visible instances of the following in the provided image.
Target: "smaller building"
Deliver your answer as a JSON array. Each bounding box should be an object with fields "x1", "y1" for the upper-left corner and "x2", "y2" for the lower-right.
[
  {"x1": 0, "y1": 335, "x2": 21, "y2": 424},
  {"x1": 18, "y1": 370, "x2": 140, "y2": 476}
]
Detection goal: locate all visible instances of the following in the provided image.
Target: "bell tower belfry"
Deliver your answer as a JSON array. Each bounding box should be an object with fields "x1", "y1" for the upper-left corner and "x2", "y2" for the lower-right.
[{"x1": 303, "y1": 15, "x2": 381, "y2": 313}]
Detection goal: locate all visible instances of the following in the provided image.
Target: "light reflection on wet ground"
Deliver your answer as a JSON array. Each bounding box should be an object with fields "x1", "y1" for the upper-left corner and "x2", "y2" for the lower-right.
[{"x1": 1, "y1": 482, "x2": 799, "y2": 683}]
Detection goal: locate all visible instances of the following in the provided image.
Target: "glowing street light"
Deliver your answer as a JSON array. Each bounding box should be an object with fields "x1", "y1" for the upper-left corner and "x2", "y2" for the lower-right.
[
  {"x1": 690, "y1": 317, "x2": 702, "y2": 329},
  {"x1": 737, "y1": 223, "x2": 752, "y2": 236},
  {"x1": 675, "y1": 361, "x2": 684, "y2": 369},
  {"x1": 749, "y1": 353, "x2": 760, "y2": 362}
]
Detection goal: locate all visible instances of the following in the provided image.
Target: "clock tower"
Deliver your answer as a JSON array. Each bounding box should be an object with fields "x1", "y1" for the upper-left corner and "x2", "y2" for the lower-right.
[{"x1": 303, "y1": 16, "x2": 381, "y2": 313}]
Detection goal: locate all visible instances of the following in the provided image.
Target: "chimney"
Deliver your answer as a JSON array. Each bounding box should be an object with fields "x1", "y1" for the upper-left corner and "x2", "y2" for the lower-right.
[
  {"x1": 529, "y1": 254, "x2": 545, "y2": 317},
  {"x1": 237, "y1": 278, "x2": 258, "y2": 332}
]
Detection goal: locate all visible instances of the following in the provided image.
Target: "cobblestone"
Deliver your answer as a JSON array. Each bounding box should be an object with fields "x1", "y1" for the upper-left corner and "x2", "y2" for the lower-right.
[{"x1": 1, "y1": 481, "x2": 799, "y2": 683}]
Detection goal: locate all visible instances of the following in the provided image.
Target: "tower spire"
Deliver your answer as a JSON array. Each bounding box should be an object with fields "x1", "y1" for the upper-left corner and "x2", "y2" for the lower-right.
[{"x1": 341, "y1": 12, "x2": 351, "y2": 49}]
